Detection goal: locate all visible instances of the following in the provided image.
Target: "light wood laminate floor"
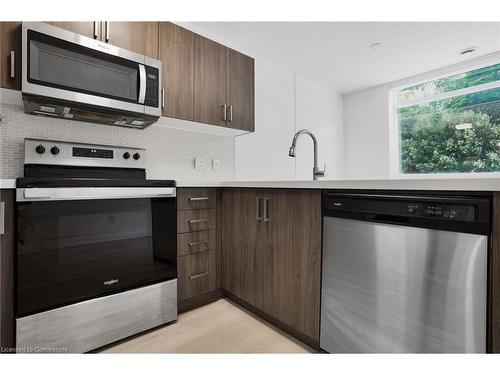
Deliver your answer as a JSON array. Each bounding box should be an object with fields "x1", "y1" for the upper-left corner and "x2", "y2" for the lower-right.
[{"x1": 100, "y1": 298, "x2": 314, "y2": 353}]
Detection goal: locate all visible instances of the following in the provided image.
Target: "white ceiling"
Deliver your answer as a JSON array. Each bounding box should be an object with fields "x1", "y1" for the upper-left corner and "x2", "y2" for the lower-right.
[{"x1": 192, "y1": 22, "x2": 500, "y2": 94}]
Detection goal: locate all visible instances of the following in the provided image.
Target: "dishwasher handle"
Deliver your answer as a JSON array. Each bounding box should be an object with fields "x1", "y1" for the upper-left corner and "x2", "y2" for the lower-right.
[{"x1": 364, "y1": 213, "x2": 410, "y2": 225}]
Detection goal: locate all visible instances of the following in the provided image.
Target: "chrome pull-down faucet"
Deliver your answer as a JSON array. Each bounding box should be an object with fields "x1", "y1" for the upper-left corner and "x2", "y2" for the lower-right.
[{"x1": 288, "y1": 129, "x2": 326, "y2": 180}]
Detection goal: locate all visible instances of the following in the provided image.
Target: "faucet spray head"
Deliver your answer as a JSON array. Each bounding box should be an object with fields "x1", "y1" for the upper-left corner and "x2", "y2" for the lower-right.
[{"x1": 288, "y1": 145, "x2": 296, "y2": 157}]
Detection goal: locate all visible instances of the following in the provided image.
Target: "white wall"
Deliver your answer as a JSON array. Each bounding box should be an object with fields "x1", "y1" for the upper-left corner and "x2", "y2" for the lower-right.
[
  {"x1": 234, "y1": 57, "x2": 296, "y2": 181},
  {"x1": 343, "y1": 85, "x2": 390, "y2": 180},
  {"x1": 234, "y1": 61, "x2": 344, "y2": 181},
  {"x1": 295, "y1": 74, "x2": 344, "y2": 180}
]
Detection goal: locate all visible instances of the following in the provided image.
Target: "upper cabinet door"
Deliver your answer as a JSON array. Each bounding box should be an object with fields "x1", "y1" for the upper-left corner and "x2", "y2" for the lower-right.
[
  {"x1": 47, "y1": 22, "x2": 98, "y2": 39},
  {"x1": 227, "y1": 49, "x2": 255, "y2": 132},
  {"x1": 193, "y1": 35, "x2": 227, "y2": 127},
  {"x1": 0, "y1": 22, "x2": 22, "y2": 90},
  {"x1": 105, "y1": 22, "x2": 159, "y2": 58},
  {"x1": 159, "y1": 22, "x2": 194, "y2": 121}
]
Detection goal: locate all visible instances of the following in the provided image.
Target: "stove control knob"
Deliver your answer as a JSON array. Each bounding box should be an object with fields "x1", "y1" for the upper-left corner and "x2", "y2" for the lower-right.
[
  {"x1": 35, "y1": 145, "x2": 46, "y2": 154},
  {"x1": 123, "y1": 152, "x2": 130, "y2": 159},
  {"x1": 133, "y1": 152, "x2": 141, "y2": 160},
  {"x1": 50, "y1": 146, "x2": 60, "y2": 155}
]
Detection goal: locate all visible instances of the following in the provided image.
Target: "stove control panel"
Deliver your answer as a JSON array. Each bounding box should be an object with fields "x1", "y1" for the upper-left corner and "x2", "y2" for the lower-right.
[{"x1": 24, "y1": 138, "x2": 146, "y2": 169}]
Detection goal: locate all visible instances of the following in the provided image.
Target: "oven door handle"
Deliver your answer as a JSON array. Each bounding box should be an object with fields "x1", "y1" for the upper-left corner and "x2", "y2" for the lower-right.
[
  {"x1": 138, "y1": 64, "x2": 146, "y2": 105},
  {"x1": 17, "y1": 187, "x2": 176, "y2": 202}
]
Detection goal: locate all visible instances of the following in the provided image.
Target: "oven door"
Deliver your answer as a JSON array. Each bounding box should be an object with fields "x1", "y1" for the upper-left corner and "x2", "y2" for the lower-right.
[
  {"x1": 16, "y1": 188, "x2": 177, "y2": 317},
  {"x1": 22, "y1": 22, "x2": 160, "y2": 115}
]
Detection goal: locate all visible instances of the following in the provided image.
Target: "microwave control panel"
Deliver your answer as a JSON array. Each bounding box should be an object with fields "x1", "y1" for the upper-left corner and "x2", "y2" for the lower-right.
[{"x1": 144, "y1": 66, "x2": 160, "y2": 108}]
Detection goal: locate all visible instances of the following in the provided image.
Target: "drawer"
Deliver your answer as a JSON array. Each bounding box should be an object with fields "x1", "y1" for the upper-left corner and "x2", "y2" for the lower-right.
[
  {"x1": 177, "y1": 250, "x2": 216, "y2": 301},
  {"x1": 177, "y1": 188, "x2": 217, "y2": 210},
  {"x1": 177, "y1": 209, "x2": 216, "y2": 233},
  {"x1": 177, "y1": 229, "x2": 216, "y2": 256}
]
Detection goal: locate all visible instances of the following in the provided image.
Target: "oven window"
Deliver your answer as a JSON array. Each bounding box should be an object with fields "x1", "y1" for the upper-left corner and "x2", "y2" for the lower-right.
[
  {"x1": 16, "y1": 198, "x2": 176, "y2": 317},
  {"x1": 28, "y1": 30, "x2": 139, "y2": 103}
]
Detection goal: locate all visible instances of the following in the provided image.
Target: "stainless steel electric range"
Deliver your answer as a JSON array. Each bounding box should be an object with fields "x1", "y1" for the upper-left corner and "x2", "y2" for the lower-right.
[{"x1": 15, "y1": 138, "x2": 177, "y2": 353}]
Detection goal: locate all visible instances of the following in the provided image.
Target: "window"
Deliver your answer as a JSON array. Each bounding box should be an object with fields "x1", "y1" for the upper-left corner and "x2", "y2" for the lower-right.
[{"x1": 393, "y1": 62, "x2": 500, "y2": 176}]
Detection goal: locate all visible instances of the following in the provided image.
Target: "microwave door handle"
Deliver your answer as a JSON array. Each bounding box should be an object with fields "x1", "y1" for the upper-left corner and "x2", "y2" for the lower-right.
[{"x1": 138, "y1": 64, "x2": 146, "y2": 104}]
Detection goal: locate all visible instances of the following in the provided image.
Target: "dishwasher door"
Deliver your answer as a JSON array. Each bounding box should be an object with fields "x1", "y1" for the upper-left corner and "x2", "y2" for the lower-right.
[{"x1": 320, "y1": 217, "x2": 488, "y2": 353}]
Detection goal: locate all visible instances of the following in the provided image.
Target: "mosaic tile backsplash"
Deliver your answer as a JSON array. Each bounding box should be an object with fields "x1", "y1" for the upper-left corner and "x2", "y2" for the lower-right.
[{"x1": 0, "y1": 103, "x2": 235, "y2": 181}]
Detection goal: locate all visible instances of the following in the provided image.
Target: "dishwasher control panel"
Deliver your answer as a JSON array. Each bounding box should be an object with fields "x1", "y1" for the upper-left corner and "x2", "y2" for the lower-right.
[
  {"x1": 323, "y1": 194, "x2": 488, "y2": 223},
  {"x1": 406, "y1": 203, "x2": 474, "y2": 221},
  {"x1": 323, "y1": 193, "x2": 490, "y2": 236}
]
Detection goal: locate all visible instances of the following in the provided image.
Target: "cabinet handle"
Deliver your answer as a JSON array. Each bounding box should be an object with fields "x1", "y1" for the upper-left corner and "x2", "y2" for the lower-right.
[
  {"x1": 105, "y1": 21, "x2": 110, "y2": 42},
  {"x1": 189, "y1": 197, "x2": 209, "y2": 201},
  {"x1": 188, "y1": 240, "x2": 209, "y2": 247},
  {"x1": 189, "y1": 272, "x2": 208, "y2": 280},
  {"x1": 256, "y1": 197, "x2": 262, "y2": 221},
  {"x1": 0, "y1": 202, "x2": 4, "y2": 236},
  {"x1": 221, "y1": 104, "x2": 227, "y2": 121},
  {"x1": 263, "y1": 197, "x2": 270, "y2": 222},
  {"x1": 227, "y1": 105, "x2": 233, "y2": 122},
  {"x1": 93, "y1": 22, "x2": 99, "y2": 39},
  {"x1": 161, "y1": 88, "x2": 165, "y2": 109},
  {"x1": 10, "y1": 51, "x2": 15, "y2": 79},
  {"x1": 188, "y1": 219, "x2": 207, "y2": 224}
]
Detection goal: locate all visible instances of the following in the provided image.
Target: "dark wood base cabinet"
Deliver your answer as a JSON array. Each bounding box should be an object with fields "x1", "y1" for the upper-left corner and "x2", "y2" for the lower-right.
[
  {"x1": 0, "y1": 190, "x2": 15, "y2": 353},
  {"x1": 221, "y1": 188, "x2": 322, "y2": 346}
]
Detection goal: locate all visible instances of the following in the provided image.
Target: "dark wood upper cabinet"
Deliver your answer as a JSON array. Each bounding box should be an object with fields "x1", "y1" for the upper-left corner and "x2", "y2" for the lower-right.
[
  {"x1": 227, "y1": 48, "x2": 255, "y2": 132},
  {"x1": 46, "y1": 21, "x2": 98, "y2": 39},
  {"x1": 193, "y1": 34, "x2": 255, "y2": 131},
  {"x1": 159, "y1": 22, "x2": 194, "y2": 121},
  {"x1": 193, "y1": 34, "x2": 228, "y2": 127},
  {"x1": 0, "y1": 22, "x2": 22, "y2": 90},
  {"x1": 105, "y1": 22, "x2": 158, "y2": 59}
]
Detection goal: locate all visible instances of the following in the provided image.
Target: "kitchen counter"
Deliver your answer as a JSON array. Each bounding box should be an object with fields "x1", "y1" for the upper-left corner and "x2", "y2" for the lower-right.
[
  {"x1": 0, "y1": 179, "x2": 16, "y2": 189},
  {"x1": 4, "y1": 177, "x2": 500, "y2": 191},
  {"x1": 177, "y1": 178, "x2": 500, "y2": 191}
]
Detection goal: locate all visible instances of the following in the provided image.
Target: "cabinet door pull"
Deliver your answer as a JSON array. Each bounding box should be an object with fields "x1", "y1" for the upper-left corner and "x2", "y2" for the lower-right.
[
  {"x1": 188, "y1": 219, "x2": 207, "y2": 224},
  {"x1": 93, "y1": 21, "x2": 99, "y2": 39},
  {"x1": 227, "y1": 105, "x2": 233, "y2": 122},
  {"x1": 161, "y1": 88, "x2": 165, "y2": 109},
  {"x1": 0, "y1": 202, "x2": 5, "y2": 235},
  {"x1": 188, "y1": 240, "x2": 209, "y2": 247},
  {"x1": 189, "y1": 272, "x2": 208, "y2": 280},
  {"x1": 10, "y1": 51, "x2": 15, "y2": 79},
  {"x1": 221, "y1": 104, "x2": 227, "y2": 121},
  {"x1": 256, "y1": 197, "x2": 262, "y2": 221},
  {"x1": 188, "y1": 197, "x2": 209, "y2": 201},
  {"x1": 263, "y1": 197, "x2": 270, "y2": 222},
  {"x1": 105, "y1": 21, "x2": 110, "y2": 42}
]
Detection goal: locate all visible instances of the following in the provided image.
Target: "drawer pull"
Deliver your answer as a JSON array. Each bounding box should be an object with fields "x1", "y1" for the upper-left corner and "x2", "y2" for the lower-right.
[
  {"x1": 188, "y1": 219, "x2": 208, "y2": 224},
  {"x1": 188, "y1": 240, "x2": 209, "y2": 247},
  {"x1": 189, "y1": 272, "x2": 208, "y2": 280},
  {"x1": 188, "y1": 197, "x2": 209, "y2": 201}
]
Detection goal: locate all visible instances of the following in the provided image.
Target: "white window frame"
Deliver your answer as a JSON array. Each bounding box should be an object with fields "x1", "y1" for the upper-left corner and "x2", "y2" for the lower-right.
[{"x1": 389, "y1": 53, "x2": 500, "y2": 179}]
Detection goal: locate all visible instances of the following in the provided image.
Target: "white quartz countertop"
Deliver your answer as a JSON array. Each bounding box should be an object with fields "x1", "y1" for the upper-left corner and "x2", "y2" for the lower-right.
[
  {"x1": 4, "y1": 178, "x2": 500, "y2": 191},
  {"x1": 176, "y1": 178, "x2": 500, "y2": 191},
  {"x1": 0, "y1": 179, "x2": 16, "y2": 189}
]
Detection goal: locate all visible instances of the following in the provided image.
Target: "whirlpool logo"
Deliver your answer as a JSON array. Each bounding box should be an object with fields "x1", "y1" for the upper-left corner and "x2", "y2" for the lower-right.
[{"x1": 104, "y1": 279, "x2": 119, "y2": 286}]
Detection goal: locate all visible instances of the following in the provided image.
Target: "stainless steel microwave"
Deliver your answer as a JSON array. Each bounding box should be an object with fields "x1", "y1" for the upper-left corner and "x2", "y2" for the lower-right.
[{"x1": 21, "y1": 22, "x2": 162, "y2": 129}]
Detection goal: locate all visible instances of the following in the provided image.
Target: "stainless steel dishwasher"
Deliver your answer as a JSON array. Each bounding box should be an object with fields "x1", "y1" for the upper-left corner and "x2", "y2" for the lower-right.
[{"x1": 320, "y1": 193, "x2": 490, "y2": 353}]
